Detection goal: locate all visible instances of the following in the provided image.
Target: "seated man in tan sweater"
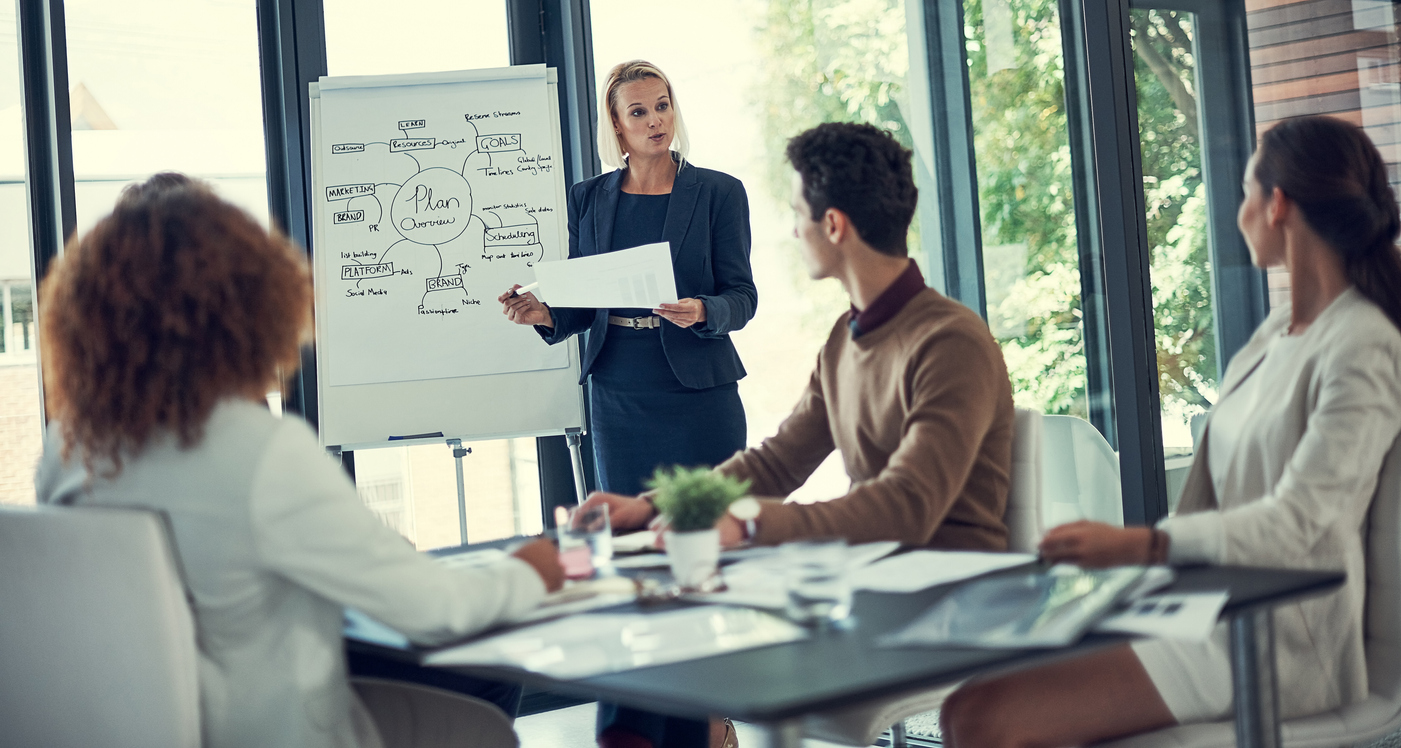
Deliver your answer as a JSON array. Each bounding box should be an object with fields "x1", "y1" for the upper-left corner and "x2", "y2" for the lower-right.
[{"x1": 584, "y1": 121, "x2": 1014, "y2": 550}]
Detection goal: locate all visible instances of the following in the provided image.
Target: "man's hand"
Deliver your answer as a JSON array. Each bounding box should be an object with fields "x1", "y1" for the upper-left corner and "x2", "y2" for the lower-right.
[
  {"x1": 716, "y1": 514, "x2": 745, "y2": 549},
  {"x1": 1038, "y1": 521, "x2": 1154, "y2": 568},
  {"x1": 511, "y1": 538, "x2": 565, "y2": 592},
  {"x1": 578, "y1": 491, "x2": 656, "y2": 531},
  {"x1": 498, "y1": 285, "x2": 553, "y2": 327}
]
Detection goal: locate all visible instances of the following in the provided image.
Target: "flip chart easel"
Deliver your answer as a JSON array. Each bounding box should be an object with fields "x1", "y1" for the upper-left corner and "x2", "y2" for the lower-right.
[{"x1": 309, "y1": 66, "x2": 588, "y2": 543}]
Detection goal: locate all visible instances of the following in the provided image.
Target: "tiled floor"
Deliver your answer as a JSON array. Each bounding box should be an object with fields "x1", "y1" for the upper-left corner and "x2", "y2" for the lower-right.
[{"x1": 514, "y1": 704, "x2": 885, "y2": 748}]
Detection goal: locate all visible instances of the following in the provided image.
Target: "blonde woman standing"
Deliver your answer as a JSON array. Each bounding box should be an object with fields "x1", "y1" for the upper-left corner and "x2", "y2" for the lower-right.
[{"x1": 499, "y1": 60, "x2": 754, "y2": 748}]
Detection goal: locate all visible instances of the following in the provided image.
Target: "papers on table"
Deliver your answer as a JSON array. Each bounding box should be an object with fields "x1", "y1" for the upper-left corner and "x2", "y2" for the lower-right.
[
  {"x1": 611, "y1": 530, "x2": 659, "y2": 555},
  {"x1": 435, "y1": 548, "x2": 508, "y2": 569},
  {"x1": 515, "y1": 576, "x2": 637, "y2": 624},
  {"x1": 531, "y1": 242, "x2": 679, "y2": 308},
  {"x1": 1094, "y1": 591, "x2": 1229, "y2": 641},
  {"x1": 880, "y1": 565, "x2": 1147, "y2": 649},
  {"x1": 424, "y1": 606, "x2": 806, "y2": 680},
  {"x1": 848, "y1": 551, "x2": 1037, "y2": 594},
  {"x1": 688, "y1": 541, "x2": 901, "y2": 610}
]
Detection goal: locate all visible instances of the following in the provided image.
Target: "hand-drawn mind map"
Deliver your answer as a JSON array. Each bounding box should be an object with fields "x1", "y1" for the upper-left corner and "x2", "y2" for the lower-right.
[
  {"x1": 318, "y1": 78, "x2": 569, "y2": 387},
  {"x1": 329, "y1": 117, "x2": 551, "y2": 309}
]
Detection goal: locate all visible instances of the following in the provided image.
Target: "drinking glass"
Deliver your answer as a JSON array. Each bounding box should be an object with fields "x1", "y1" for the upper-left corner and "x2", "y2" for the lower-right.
[
  {"x1": 781, "y1": 538, "x2": 852, "y2": 625},
  {"x1": 562, "y1": 504, "x2": 613, "y2": 577}
]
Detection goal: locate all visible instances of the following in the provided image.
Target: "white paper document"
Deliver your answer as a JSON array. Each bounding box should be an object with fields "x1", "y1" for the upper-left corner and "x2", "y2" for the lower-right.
[
  {"x1": 848, "y1": 551, "x2": 1037, "y2": 594},
  {"x1": 1094, "y1": 591, "x2": 1229, "y2": 641},
  {"x1": 424, "y1": 606, "x2": 806, "y2": 680},
  {"x1": 531, "y1": 242, "x2": 679, "y2": 308},
  {"x1": 689, "y1": 541, "x2": 901, "y2": 609}
]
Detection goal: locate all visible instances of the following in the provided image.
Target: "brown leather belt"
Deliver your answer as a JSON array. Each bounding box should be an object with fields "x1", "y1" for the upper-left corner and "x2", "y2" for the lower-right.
[{"x1": 608, "y1": 315, "x2": 662, "y2": 329}]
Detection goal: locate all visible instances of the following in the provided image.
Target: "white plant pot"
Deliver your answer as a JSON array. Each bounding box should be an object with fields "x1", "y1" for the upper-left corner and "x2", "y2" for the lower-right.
[{"x1": 665, "y1": 528, "x2": 721, "y2": 588}]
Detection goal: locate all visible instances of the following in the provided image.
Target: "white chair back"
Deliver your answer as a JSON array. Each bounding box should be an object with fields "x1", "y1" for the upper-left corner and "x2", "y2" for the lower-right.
[
  {"x1": 1005, "y1": 408, "x2": 1045, "y2": 552},
  {"x1": 0, "y1": 504, "x2": 200, "y2": 748},
  {"x1": 1041, "y1": 415, "x2": 1124, "y2": 528},
  {"x1": 1363, "y1": 435, "x2": 1401, "y2": 702}
]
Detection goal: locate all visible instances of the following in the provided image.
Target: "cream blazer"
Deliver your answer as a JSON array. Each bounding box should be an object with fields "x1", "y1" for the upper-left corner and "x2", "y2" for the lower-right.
[
  {"x1": 35, "y1": 400, "x2": 546, "y2": 748},
  {"x1": 1163, "y1": 288, "x2": 1401, "y2": 719}
]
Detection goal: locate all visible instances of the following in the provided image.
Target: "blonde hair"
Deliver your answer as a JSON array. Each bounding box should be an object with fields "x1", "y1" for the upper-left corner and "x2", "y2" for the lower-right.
[{"x1": 597, "y1": 60, "x2": 690, "y2": 170}]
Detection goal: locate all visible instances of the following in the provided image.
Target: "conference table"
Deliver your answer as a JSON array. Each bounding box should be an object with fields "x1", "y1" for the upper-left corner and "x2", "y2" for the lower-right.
[{"x1": 346, "y1": 549, "x2": 1343, "y2": 748}]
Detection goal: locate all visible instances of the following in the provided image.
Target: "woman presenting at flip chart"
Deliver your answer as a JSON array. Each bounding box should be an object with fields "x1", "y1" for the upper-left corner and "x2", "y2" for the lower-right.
[
  {"x1": 498, "y1": 60, "x2": 756, "y2": 498},
  {"x1": 498, "y1": 60, "x2": 755, "y2": 748}
]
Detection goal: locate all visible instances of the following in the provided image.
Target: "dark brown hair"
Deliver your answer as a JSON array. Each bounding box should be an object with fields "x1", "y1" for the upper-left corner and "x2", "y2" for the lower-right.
[
  {"x1": 39, "y1": 173, "x2": 312, "y2": 473},
  {"x1": 786, "y1": 122, "x2": 918, "y2": 257},
  {"x1": 1253, "y1": 115, "x2": 1401, "y2": 331}
]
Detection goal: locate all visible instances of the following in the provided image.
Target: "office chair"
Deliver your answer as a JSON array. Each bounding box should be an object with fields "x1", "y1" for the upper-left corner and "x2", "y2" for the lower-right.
[
  {"x1": 0, "y1": 504, "x2": 201, "y2": 748},
  {"x1": 1041, "y1": 414, "x2": 1124, "y2": 529},
  {"x1": 1102, "y1": 432, "x2": 1401, "y2": 748},
  {"x1": 352, "y1": 678, "x2": 519, "y2": 748}
]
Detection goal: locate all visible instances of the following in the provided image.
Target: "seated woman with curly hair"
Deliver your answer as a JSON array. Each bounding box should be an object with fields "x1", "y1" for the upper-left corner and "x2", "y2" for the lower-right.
[{"x1": 34, "y1": 173, "x2": 563, "y2": 748}]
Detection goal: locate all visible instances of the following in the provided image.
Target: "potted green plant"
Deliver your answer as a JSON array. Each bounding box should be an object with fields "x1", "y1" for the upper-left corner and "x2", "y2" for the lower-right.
[{"x1": 647, "y1": 466, "x2": 751, "y2": 588}]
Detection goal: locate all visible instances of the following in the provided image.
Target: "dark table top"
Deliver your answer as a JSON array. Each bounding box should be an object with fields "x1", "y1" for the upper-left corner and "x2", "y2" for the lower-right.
[{"x1": 347, "y1": 560, "x2": 1344, "y2": 724}]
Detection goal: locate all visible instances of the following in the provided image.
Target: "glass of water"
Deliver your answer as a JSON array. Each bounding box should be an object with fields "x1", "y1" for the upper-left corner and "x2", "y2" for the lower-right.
[
  {"x1": 782, "y1": 538, "x2": 852, "y2": 625},
  {"x1": 562, "y1": 504, "x2": 614, "y2": 577}
]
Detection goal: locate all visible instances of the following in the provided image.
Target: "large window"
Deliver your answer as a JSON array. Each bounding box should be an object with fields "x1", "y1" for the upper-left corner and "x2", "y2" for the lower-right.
[
  {"x1": 326, "y1": 0, "x2": 543, "y2": 548},
  {"x1": 963, "y1": 0, "x2": 1096, "y2": 422},
  {"x1": 0, "y1": 8, "x2": 37, "y2": 506},
  {"x1": 1130, "y1": 8, "x2": 1218, "y2": 502},
  {"x1": 63, "y1": 0, "x2": 268, "y2": 231},
  {"x1": 589, "y1": 0, "x2": 937, "y2": 502}
]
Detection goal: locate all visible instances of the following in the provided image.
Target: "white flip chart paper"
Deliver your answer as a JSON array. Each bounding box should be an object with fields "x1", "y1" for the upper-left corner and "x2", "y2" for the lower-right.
[
  {"x1": 531, "y1": 242, "x2": 679, "y2": 308},
  {"x1": 317, "y1": 69, "x2": 569, "y2": 386}
]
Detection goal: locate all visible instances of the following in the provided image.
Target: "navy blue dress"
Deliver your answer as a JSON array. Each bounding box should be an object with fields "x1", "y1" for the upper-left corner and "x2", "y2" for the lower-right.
[{"x1": 589, "y1": 193, "x2": 747, "y2": 496}]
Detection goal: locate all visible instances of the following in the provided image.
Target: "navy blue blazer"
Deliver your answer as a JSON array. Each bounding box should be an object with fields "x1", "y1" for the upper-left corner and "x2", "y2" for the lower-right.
[{"x1": 538, "y1": 161, "x2": 757, "y2": 389}]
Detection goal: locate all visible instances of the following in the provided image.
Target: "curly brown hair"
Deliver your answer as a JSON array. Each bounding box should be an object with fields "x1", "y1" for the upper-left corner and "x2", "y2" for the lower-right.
[{"x1": 39, "y1": 173, "x2": 312, "y2": 473}]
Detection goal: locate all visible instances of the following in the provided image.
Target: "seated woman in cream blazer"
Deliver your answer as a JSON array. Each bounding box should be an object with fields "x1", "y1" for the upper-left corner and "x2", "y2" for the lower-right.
[
  {"x1": 34, "y1": 174, "x2": 564, "y2": 748},
  {"x1": 939, "y1": 116, "x2": 1401, "y2": 747}
]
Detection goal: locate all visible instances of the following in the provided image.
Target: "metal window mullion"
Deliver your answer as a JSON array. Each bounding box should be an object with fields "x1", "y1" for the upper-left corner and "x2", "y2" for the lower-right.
[
  {"x1": 17, "y1": 0, "x2": 76, "y2": 432},
  {"x1": 1066, "y1": 0, "x2": 1169, "y2": 525},
  {"x1": 512, "y1": 0, "x2": 601, "y2": 528},
  {"x1": 257, "y1": 0, "x2": 326, "y2": 427},
  {"x1": 1060, "y1": 0, "x2": 1118, "y2": 448},
  {"x1": 922, "y1": 0, "x2": 986, "y2": 317}
]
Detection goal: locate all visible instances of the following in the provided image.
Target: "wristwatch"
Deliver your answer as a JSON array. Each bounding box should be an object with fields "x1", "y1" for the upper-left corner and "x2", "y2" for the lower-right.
[{"x1": 728, "y1": 498, "x2": 761, "y2": 542}]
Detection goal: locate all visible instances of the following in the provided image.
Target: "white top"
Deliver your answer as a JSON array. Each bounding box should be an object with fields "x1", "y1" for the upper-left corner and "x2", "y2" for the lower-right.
[
  {"x1": 35, "y1": 400, "x2": 546, "y2": 748},
  {"x1": 1159, "y1": 288, "x2": 1401, "y2": 718},
  {"x1": 1206, "y1": 332, "x2": 1309, "y2": 501}
]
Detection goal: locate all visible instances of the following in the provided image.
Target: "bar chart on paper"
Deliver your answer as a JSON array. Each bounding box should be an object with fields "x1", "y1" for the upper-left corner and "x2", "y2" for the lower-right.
[{"x1": 529, "y1": 242, "x2": 679, "y2": 308}]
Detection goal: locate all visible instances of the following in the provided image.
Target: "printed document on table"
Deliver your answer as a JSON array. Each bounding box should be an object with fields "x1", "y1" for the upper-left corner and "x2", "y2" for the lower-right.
[
  {"x1": 531, "y1": 242, "x2": 679, "y2": 308},
  {"x1": 849, "y1": 551, "x2": 1036, "y2": 594},
  {"x1": 1094, "y1": 591, "x2": 1229, "y2": 641}
]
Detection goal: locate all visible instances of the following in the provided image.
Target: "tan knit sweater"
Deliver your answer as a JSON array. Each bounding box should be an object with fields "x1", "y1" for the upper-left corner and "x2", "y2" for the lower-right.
[{"x1": 720, "y1": 288, "x2": 1013, "y2": 550}]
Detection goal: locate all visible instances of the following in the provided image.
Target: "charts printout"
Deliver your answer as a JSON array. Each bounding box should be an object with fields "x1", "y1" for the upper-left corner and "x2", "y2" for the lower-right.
[
  {"x1": 317, "y1": 70, "x2": 569, "y2": 386},
  {"x1": 531, "y1": 242, "x2": 679, "y2": 308}
]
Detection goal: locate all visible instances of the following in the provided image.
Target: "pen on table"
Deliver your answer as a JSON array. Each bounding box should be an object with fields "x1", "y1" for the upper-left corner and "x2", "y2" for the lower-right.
[{"x1": 509, "y1": 281, "x2": 540, "y2": 299}]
